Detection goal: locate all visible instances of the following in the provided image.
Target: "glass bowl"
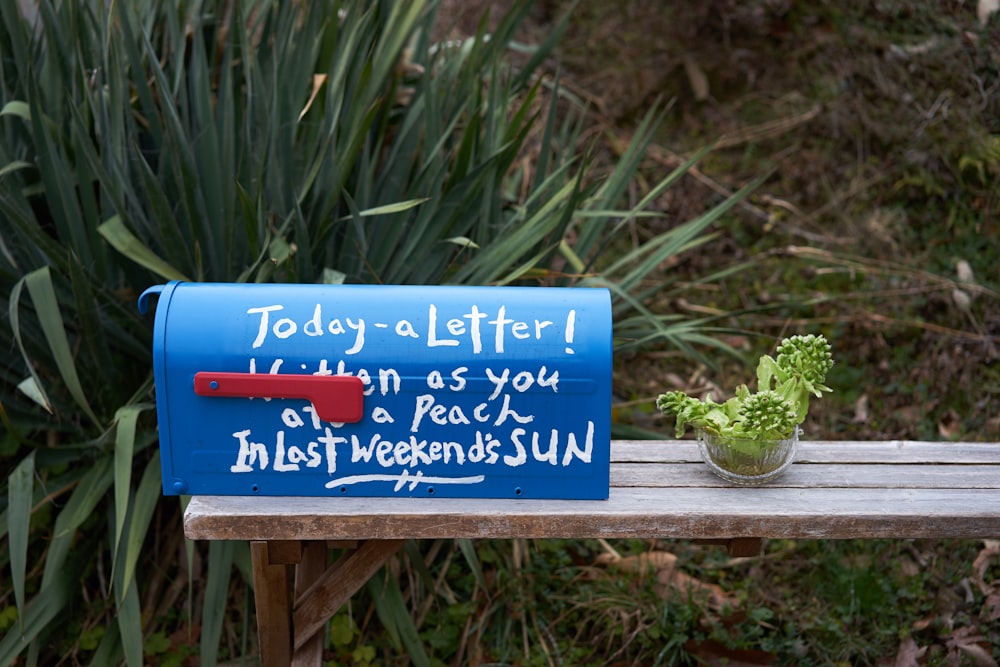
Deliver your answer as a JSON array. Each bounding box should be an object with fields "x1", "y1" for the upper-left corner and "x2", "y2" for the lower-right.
[{"x1": 696, "y1": 429, "x2": 799, "y2": 485}]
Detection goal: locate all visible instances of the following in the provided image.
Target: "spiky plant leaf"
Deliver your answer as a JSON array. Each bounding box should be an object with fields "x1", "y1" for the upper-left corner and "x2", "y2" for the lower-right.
[
  {"x1": 23, "y1": 267, "x2": 101, "y2": 427},
  {"x1": 112, "y1": 404, "x2": 154, "y2": 579},
  {"x1": 201, "y1": 540, "x2": 236, "y2": 667},
  {"x1": 368, "y1": 569, "x2": 432, "y2": 667},
  {"x1": 97, "y1": 217, "x2": 191, "y2": 282},
  {"x1": 7, "y1": 452, "x2": 34, "y2": 633}
]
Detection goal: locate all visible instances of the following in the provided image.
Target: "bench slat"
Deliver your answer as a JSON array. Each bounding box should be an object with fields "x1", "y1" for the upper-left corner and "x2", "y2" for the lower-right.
[
  {"x1": 611, "y1": 440, "x2": 1000, "y2": 464},
  {"x1": 185, "y1": 488, "x2": 1000, "y2": 541},
  {"x1": 611, "y1": 463, "x2": 1000, "y2": 489}
]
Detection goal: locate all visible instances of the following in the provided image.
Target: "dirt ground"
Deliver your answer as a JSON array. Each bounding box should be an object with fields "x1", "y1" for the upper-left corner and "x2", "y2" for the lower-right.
[{"x1": 437, "y1": 1, "x2": 1000, "y2": 442}]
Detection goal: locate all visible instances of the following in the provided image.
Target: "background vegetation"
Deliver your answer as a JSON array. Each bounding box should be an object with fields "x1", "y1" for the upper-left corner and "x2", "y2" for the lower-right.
[{"x1": 1, "y1": 0, "x2": 997, "y2": 665}]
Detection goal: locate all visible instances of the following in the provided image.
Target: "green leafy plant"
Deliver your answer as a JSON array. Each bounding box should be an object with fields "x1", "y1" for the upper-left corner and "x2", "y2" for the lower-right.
[{"x1": 657, "y1": 334, "x2": 834, "y2": 441}]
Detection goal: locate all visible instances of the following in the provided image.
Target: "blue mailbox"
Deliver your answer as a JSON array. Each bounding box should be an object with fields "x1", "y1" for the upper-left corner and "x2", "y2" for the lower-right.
[{"x1": 140, "y1": 282, "x2": 612, "y2": 499}]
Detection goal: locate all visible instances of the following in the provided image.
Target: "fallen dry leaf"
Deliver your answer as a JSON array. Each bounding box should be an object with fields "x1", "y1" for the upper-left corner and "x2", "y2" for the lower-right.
[
  {"x1": 972, "y1": 540, "x2": 999, "y2": 595},
  {"x1": 663, "y1": 372, "x2": 689, "y2": 390},
  {"x1": 938, "y1": 408, "x2": 961, "y2": 439},
  {"x1": 979, "y1": 0, "x2": 999, "y2": 24},
  {"x1": 669, "y1": 568, "x2": 738, "y2": 612},
  {"x1": 956, "y1": 259, "x2": 977, "y2": 286},
  {"x1": 894, "y1": 636, "x2": 926, "y2": 667},
  {"x1": 898, "y1": 554, "x2": 921, "y2": 578},
  {"x1": 952, "y1": 287, "x2": 973, "y2": 312},
  {"x1": 684, "y1": 638, "x2": 776, "y2": 666},
  {"x1": 981, "y1": 591, "x2": 1000, "y2": 623},
  {"x1": 595, "y1": 550, "x2": 739, "y2": 611},
  {"x1": 852, "y1": 394, "x2": 870, "y2": 424},
  {"x1": 682, "y1": 53, "x2": 710, "y2": 101},
  {"x1": 893, "y1": 405, "x2": 925, "y2": 425},
  {"x1": 595, "y1": 550, "x2": 677, "y2": 575},
  {"x1": 945, "y1": 626, "x2": 999, "y2": 667},
  {"x1": 719, "y1": 334, "x2": 751, "y2": 351}
]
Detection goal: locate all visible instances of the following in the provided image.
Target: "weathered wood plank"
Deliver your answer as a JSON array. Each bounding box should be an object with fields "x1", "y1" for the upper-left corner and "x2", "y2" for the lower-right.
[
  {"x1": 794, "y1": 441, "x2": 1000, "y2": 464},
  {"x1": 611, "y1": 440, "x2": 1000, "y2": 464},
  {"x1": 268, "y1": 540, "x2": 304, "y2": 564},
  {"x1": 610, "y1": 463, "x2": 1000, "y2": 489},
  {"x1": 186, "y1": 488, "x2": 1000, "y2": 541}
]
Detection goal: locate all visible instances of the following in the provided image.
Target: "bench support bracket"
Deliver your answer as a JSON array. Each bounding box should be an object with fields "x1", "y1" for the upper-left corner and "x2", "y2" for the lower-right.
[{"x1": 250, "y1": 539, "x2": 405, "y2": 667}]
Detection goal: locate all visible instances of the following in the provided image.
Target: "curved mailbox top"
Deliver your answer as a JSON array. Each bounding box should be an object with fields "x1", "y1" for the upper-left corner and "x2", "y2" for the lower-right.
[{"x1": 142, "y1": 282, "x2": 612, "y2": 499}]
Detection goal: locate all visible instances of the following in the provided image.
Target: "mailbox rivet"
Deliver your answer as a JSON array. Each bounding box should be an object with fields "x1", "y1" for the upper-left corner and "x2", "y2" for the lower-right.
[
  {"x1": 172, "y1": 480, "x2": 188, "y2": 494},
  {"x1": 251, "y1": 484, "x2": 260, "y2": 493},
  {"x1": 514, "y1": 487, "x2": 523, "y2": 496},
  {"x1": 209, "y1": 380, "x2": 219, "y2": 391},
  {"x1": 427, "y1": 487, "x2": 435, "y2": 495}
]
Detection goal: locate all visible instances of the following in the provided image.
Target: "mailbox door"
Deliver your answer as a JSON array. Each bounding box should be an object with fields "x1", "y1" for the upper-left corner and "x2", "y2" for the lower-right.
[{"x1": 142, "y1": 282, "x2": 611, "y2": 499}]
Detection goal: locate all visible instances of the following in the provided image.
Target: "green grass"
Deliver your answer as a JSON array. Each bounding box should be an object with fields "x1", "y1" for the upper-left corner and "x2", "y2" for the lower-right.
[{"x1": 304, "y1": 537, "x2": 998, "y2": 665}]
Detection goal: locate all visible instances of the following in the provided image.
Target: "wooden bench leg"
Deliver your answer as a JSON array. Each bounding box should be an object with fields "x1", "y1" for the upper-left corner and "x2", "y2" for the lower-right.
[
  {"x1": 251, "y1": 540, "x2": 293, "y2": 666},
  {"x1": 726, "y1": 538, "x2": 762, "y2": 557},
  {"x1": 695, "y1": 538, "x2": 764, "y2": 557},
  {"x1": 291, "y1": 541, "x2": 328, "y2": 667}
]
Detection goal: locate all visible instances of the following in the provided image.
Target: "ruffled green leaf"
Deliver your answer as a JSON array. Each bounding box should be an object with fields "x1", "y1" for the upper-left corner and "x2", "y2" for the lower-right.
[{"x1": 658, "y1": 334, "x2": 835, "y2": 440}]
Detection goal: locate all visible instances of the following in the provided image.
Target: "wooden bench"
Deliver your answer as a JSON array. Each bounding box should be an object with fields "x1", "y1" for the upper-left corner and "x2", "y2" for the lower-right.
[{"x1": 184, "y1": 439, "x2": 1000, "y2": 666}]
